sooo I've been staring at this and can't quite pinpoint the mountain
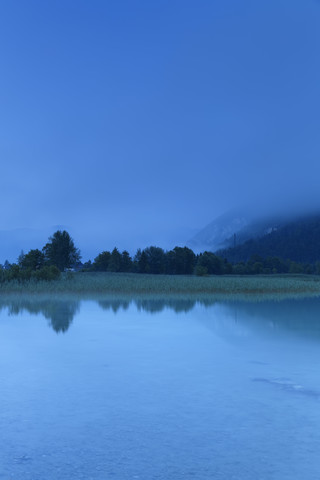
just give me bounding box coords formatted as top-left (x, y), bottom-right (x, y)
top-left (188, 209), bottom-right (284, 252)
top-left (187, 210), bottom-right (251, 252)
top-left (217, 214), bottom-right (320, 264)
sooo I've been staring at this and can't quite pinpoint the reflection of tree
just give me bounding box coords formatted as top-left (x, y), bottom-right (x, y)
top-left (98, 297), bottom-right (215, 314)
top-left (169, 299), bottom-right (197, 313)
top-left (98, 300), bottom-right (130, 313)
top-left (0, 298), bottom-right (79, 333)
top-left (43, 301), bottom-right (79, 333)
top-left (136, 299), bottom-right (197, 314)
top-left (2, 294), bottom-right (320, 341)
top-left (0, 295), bottom-right (220, 333)
top-left (136, 300), bottom-right (166, 313)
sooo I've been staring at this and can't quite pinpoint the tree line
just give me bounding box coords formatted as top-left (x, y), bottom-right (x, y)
top-left (85, 247), bottom-right (320, 275)
top-left (0, 230), bottom-right (79, 283)
top-left (1, 229), bottom-right (320, 284)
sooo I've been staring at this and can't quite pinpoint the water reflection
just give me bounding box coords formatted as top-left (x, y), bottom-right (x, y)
top-left (0, 295), bottom-right (320, 339)
top-left (0, 297), bottom-right (79, 333)
top-left (221, 299), bottom-right (320, 340)
top-left (0, 296), bottom-right (206, 333)
top-left (98, 298), bottom-right (198, 314)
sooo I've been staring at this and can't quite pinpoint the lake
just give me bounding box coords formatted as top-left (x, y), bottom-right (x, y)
top-left (1, 295), bottom-right (320, 479)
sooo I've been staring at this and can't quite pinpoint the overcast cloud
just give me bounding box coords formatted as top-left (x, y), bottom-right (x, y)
top-left (1, 0), bottom-right (320, 259)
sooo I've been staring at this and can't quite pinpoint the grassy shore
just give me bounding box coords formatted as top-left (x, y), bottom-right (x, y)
top-left (1, 272), bottom-right (320, 299)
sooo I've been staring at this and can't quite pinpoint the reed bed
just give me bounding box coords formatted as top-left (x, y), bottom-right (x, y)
top-left (1, 272), bottom-right (320, 299)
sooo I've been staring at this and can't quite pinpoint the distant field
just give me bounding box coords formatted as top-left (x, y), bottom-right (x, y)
top-left (1, 272), bottom-right (320, 299)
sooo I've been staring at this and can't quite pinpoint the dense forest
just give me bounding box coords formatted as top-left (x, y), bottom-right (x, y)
top-left (84, 248), bottom-right (320, 275)
top-left (1, 228), bottom-right (320, 284)
top-left (218, 215), bottom-right (320, 264)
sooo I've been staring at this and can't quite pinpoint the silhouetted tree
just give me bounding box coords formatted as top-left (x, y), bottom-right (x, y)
top-left (93, 251), bottom-right (111, 271)
top-left (143, 246), bottom-right (166, 274)
top-left (82, 260), bottom-right (92, 271)
top-left (166, 246), bottom-right (196, 274)
top-left (17, 250), bottom-right (25, 266)
top-left (196, 252), bottom-right (223, 274)
top-left (135, 249), bottom-right (149, 273)
top-left (3, 260), bottom-right (11, 270)
top-left (108, 247), bottom-right (122, 272)
top-left (43, 230), bottom-right (81, 271)
top-left (20, 249), bottom-right (45, 270)
top-left (120, 250), bottom-right (133, 272)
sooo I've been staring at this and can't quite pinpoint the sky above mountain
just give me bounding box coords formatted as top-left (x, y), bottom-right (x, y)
top-left (1, 0), bottom-right (320, 259)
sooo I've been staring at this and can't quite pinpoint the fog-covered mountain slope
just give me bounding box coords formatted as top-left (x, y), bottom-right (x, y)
top-left (217, 214), bottom-right (320, 263)
top-left (188, 210), bottom-right (283, 252)
top-left (187, 210), bottom-right (251, 252)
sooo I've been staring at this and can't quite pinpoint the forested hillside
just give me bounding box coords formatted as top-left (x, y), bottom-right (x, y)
top-left (218, 215), bottom-right (320, 263)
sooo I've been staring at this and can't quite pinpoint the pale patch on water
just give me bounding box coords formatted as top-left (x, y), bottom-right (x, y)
top-left (252, 377), bottom-right (320, 399)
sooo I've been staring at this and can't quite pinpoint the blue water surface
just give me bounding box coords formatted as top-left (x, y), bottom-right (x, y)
top-left (1, 296), bottom-right (320, 479)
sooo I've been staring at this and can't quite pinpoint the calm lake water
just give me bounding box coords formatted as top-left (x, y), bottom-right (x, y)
top-left (1, 295), bottom-right (320, 479)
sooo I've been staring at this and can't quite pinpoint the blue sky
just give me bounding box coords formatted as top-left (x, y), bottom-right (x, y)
top-left (1, 0), bottom-right (320, 259)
